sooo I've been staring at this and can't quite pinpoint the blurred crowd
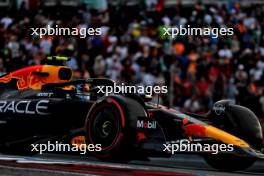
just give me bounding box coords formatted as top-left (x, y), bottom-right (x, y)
top-left (1, 0), bottom-right (264, 117)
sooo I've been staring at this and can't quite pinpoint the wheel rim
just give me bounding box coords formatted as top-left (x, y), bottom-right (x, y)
top-left (90, 105), bottom-right (120, 149)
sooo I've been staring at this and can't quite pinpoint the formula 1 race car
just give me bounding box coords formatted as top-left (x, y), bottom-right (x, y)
top-left (0, 56), bottom-right (263, 171)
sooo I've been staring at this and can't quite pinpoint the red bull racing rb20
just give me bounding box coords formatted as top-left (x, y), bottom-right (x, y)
top-left (0, 56), bottom-right (263, 171)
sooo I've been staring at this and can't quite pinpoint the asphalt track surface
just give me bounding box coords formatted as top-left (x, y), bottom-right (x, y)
top-left (0, 153), bottom-right (263, 176)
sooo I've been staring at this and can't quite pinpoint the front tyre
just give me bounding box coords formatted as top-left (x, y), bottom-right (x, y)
top-left (85, 95), bottom-right (147, 162)
top-left (204, 101), bottom-right (262, 171)
top-left (204, 154), bottom-right (256, 171)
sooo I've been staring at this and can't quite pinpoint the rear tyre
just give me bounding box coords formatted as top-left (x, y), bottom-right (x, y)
top-left (85, 95), bottom-right (147, 162)
top-left (0, 142), bottom-right (37, 156)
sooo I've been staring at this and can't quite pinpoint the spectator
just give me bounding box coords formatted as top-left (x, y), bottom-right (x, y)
top-left (0, 1), bottom-right (264, 116)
